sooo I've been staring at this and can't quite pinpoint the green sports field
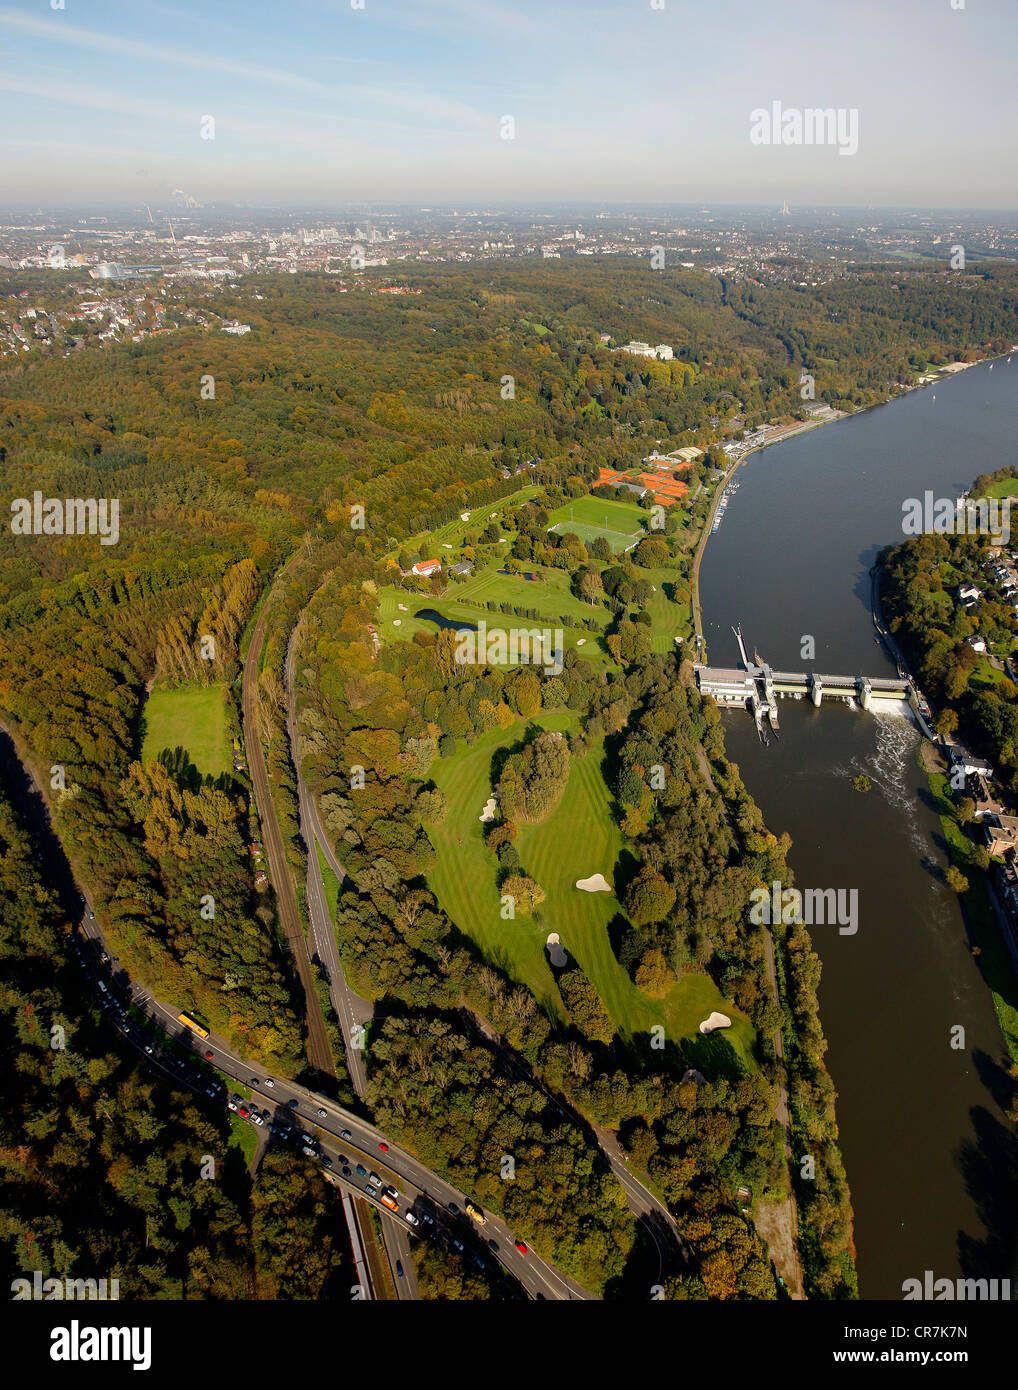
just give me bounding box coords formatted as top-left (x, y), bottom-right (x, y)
top-left (547, 494), bottom-right (648, 554)
top-left (141, 683), bottom-right (231, 777)
top-left (427, 712), bottom-right (755, 1063)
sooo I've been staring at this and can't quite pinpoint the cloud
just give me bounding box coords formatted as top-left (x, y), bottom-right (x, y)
top-left (0, 8), bottom-right (335, 95)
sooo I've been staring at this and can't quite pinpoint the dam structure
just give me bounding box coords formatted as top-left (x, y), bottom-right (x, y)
top-left (694, 626), bottom-right (932, 742)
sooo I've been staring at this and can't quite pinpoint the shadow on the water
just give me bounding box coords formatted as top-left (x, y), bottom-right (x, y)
top-left (972, 1046), bottom-right (1018, 1115)
top-left (956, 1103), bottom-right (1018, 1282)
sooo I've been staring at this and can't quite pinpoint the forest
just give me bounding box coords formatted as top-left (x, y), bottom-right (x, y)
top-left (0, 775), bottom-right (352, 1299)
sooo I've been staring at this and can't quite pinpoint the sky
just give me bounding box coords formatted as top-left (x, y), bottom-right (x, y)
top-left (1, 0), bottom-right (1016, 208)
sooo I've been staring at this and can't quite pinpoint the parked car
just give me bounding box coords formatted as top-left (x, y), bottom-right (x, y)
top-left (405, 1212), bottom-right (419, 1228)
top-left (365, 1183), bottom-right (378, 1197)
top-left (340, 1128), bottom-right (352, 1140)
top-left (355, 1164), bottom-right (367, 1176)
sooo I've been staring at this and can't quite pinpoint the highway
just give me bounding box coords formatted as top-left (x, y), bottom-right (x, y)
top-left (71, 907), bottom-right (589, 1301)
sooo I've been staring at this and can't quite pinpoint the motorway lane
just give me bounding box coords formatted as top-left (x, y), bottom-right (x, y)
top-left (381, 1210), bottom-right (420, 1299)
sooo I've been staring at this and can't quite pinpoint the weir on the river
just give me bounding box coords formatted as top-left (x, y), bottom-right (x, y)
top-left (693, 624), bottom-right (931, 742)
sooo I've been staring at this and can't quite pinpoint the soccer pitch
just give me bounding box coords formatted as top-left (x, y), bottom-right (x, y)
top-left (547, 495), bottom-right (646, 553)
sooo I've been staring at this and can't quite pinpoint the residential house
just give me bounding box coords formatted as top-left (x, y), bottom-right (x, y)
top-left (982, 814), bottom-right (1018, 857)
top-left (967, 773), bottom-right (1001, 820)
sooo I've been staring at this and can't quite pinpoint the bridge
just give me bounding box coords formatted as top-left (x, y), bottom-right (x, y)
top-left (693, 626), bottom-right (933, 741)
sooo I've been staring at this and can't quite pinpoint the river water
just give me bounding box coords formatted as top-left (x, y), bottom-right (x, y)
top-left (699, 358), bottom-right (1018, 1298)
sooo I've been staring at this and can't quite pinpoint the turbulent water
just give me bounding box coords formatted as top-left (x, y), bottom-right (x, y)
top-left (700, 359), bottom-right (1018, 1297)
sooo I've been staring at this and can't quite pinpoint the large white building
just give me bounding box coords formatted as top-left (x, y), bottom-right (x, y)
top-left (617, 340), bottom-right (674, 361)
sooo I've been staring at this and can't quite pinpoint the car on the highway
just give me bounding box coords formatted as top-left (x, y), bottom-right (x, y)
top-left (316, 1107), bottom-right (326, 1117)
top-left (515, 1241), bottom-right (528, 1254)
top-left (395, 1260), bottom-right (404, 1279)
top-left (286, 1098), bottom-right (299, 1109)
top-left (249, 1077), bottom-right (260, 1086)
top-left (447, 1201), bottom-right (459, 1213)
top-left (320, 1156), bottom-right (333, 1169)
top-left (204, 1050), bottom-right (214, 1059)
top-left (487, 1239), bottom-right (499, 1251)
top-left (340, 1128), bottom-right (352, 1140)
top-left (404, 1212), bottom-right (419, 1228)
top-left (263, 1079), bottom-right (274, 1088)
top-left (378, 1141), bottom-right (389, 1152)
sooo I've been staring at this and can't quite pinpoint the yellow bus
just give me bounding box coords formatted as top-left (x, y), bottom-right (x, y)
top-left (178, 1011), bottom-right (210, 1041)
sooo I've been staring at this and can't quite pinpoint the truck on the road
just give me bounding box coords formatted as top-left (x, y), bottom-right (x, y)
top-left (464, 1200), bottom-right (486, 1226)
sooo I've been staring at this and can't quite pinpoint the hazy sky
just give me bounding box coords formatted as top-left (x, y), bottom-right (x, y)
top-left (1, 0), bottom-right (1015, 207)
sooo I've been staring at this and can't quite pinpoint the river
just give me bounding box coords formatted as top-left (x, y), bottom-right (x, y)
top-left (699, 358), bottom-right (1018, 1298)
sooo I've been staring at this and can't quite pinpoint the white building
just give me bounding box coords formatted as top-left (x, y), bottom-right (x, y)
top-left (618, 340), bottom-right (674, 361)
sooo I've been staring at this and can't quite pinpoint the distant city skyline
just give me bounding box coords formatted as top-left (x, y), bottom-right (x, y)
top-left (1, 0), bottom-right (1016, 208)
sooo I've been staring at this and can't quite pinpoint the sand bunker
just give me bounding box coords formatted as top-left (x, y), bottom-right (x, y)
top-left (479, 796), bottom-right (497, 823)
top-left (576, 873), bottom-right (611, 893)
top-left (546, 933), bottom-right (568, 967)
top-left (398, 604), bottom-right (408, 611)
top-left (576, 638), bottom-right (586, 646)
top-left (392, 618), bottom-right (401, 627)
top-left (698, 1011), bottom-right (732, 1034)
